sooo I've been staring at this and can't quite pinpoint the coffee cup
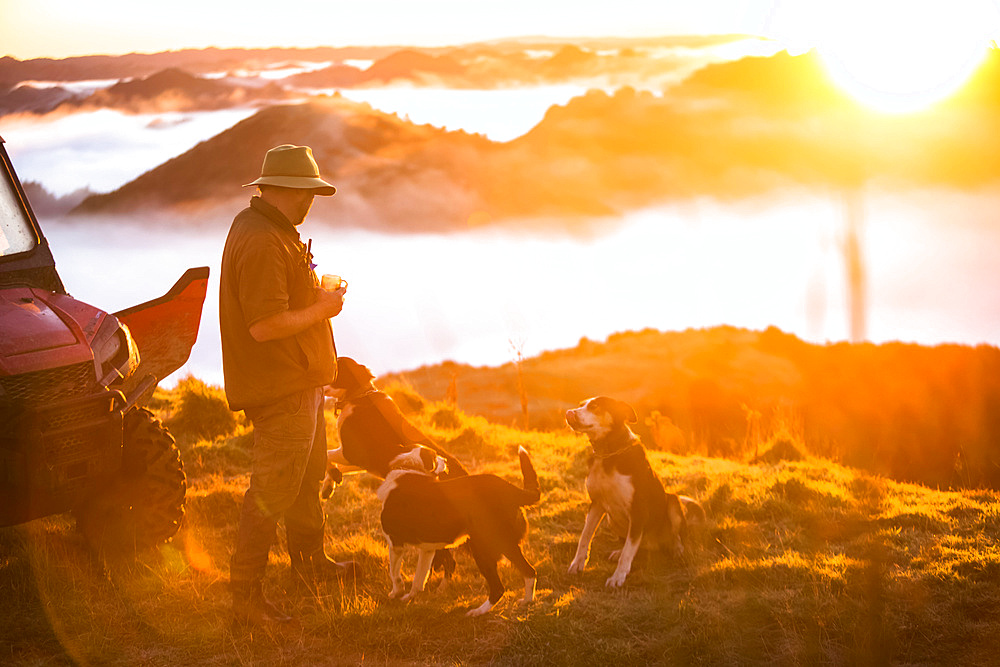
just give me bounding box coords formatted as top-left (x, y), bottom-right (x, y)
top-left (321, 274), bottom-right (346, 291)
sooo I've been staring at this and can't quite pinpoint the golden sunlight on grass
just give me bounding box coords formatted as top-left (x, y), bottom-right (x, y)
top-left (179, 531), bottom-right (214, 574)
top-left (3, 377), bottom-right (1000, 664)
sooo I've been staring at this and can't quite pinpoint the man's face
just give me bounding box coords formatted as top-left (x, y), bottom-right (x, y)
top-left (290, 189), bottom-right (317, 225)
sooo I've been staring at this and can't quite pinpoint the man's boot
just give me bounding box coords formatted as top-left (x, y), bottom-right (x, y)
top-left (288, 545), bottom-right (319, 595)
top-left (306, 548), bottom-right (363, 584)
top-left (287, 527), bottom-right (362, 590)
top-left (231, 580), bottom-right (293, 631)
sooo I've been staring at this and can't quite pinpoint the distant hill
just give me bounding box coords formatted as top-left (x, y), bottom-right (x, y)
top-left (69, 49), bottom-right (1000, 228)
top-left (382, 325), bottom-right (1000, 490)
top-left (364, 49), bottom-right (466, 82)
top-left (21, 181), bottom-right (93, 216)
top-left (289, 64), bottom-right (368, 88)
top-left (0, 35), bottom-right (751, 89)
top-left (0, 46), bottom-right (403, 84)
top-left (289, 49), bottom-right (468, 88)
top-left (59, 67), bottom-right (293, 113)
top-left (0, 82), bottom-right (75, 115)
top-left (70, 97), bottom-right (497, 231)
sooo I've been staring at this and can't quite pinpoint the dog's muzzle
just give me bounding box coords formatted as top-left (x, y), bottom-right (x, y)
top-left (433, 456), bottom-right (449, 477)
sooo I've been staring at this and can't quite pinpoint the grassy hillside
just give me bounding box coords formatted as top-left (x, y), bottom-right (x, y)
top-left (384, 326), bottom-right (1000, 490)
top-left (2, 378), bottom-right (999, 665)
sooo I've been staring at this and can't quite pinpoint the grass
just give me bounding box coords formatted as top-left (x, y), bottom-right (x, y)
top-left (2, 382), bottom-right (1000, 665)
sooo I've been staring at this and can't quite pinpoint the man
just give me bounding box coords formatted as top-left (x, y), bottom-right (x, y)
top-left (220, 144), bottom-right (358, 629)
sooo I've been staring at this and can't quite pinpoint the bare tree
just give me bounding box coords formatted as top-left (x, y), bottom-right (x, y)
top-left (509, 336), bottom-right (529, 430)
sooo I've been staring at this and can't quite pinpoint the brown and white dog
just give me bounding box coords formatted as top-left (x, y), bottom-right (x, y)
top-left (565, 396), bottom-right (704, 587)
top-left (377, 446), bottom-right (540, 616)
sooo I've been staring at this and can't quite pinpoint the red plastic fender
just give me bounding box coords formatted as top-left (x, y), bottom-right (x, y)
top-left (115, 267), bottom-right (209, 383)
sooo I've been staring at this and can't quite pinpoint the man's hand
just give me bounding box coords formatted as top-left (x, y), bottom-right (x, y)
top-left (313, 285), bottom-right (346, 318)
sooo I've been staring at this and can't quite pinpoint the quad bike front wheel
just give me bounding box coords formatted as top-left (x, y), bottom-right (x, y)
top-left (75, 407), bottom-right (186, 555)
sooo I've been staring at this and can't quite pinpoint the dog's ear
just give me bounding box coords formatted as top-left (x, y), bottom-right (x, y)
top-left (331, 357), bottom-right (353, 388)
top-left (619, 401), bottom-right (639, 424)
top-left (591, 397), bottom-right (638, 425)
top-left (333, 357), bottom-right (375, 388)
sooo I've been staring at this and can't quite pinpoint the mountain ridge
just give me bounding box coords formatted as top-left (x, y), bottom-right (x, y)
top-left (63, 49), bottom-right (1000, 230)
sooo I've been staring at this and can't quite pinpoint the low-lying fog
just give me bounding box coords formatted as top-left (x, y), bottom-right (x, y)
top-left (5, 85), bottom-right (1000, 388)
top-left (41, 187), bottom-right (1000, 388)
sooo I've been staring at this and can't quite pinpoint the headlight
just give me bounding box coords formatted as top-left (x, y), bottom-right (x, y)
top-left (92, 317), bottom-right (140, 386)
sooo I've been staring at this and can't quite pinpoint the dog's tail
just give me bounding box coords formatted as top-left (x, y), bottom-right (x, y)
top-left (679, 495), bottom-right (706, 525)
top-left (517, 446), bottom-right (540, 506)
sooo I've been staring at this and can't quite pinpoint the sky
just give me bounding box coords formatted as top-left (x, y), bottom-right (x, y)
top-left (4, 1), bottom-right (998, 112)
top-left (0, 1), bottom-right (839, 59)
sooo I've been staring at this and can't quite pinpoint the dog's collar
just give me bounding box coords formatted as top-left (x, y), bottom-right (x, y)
top-left (591, 431), bottom-right (640, 459)
top-left (334, 387), bottom-right (379, 413)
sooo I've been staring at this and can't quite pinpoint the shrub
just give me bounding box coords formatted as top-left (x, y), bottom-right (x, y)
top-left (647, 410), bottom-right (687, 453)
top-left (752, 436), bottom-right (806, 464)
top-left (431, 405), bottom-right (462, 429)
top-left (384, 383), bottom-right (426, 414)
top-left (165, 376), bottom-right (237, 443)
top-left (444, 427), bottom-right (488, 460)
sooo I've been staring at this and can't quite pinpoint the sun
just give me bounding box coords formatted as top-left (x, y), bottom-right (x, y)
top-left (783, 0), bottom-right (996, 113)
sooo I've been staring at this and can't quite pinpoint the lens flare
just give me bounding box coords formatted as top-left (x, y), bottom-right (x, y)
top-left (814, 0), bottom-right (994, 113)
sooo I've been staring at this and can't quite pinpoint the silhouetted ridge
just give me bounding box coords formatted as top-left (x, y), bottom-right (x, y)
top-left (384, 326), bottom-right (1000, 491)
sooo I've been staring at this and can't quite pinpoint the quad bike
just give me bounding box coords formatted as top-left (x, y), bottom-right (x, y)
top-left (0, 136), bottom-right (209, 553)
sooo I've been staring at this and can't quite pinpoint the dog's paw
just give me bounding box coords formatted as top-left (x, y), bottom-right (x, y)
top-left (567, 558), bottom-right (587, 574)
top-left (399, 591), bottom-right (420, 603)
top-left (466, 600), bottom-right (494, 617)
top-left (605, 571), bottom-right (628, 588)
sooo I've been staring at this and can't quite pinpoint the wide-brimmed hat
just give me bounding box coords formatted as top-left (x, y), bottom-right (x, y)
top-left (244, 144), bottom-right (337, 195)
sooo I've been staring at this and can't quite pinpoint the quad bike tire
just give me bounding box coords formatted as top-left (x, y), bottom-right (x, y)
top-left (75, 407), bottom-right (186, 555)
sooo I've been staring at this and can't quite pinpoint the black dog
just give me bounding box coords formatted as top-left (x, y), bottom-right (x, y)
top-left (378, 446), bottom-right (540, 616)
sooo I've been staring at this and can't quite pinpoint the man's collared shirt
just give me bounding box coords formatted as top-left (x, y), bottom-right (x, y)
top-left (219, 196), bottom-right (336, 411)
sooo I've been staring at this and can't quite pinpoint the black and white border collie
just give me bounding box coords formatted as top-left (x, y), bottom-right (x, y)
top-left (377, 446), bottom-right (540, 616)
top-left (565, 396), bottom-right (705, 587)
top-left (321, 356), bottom-right (468, 497)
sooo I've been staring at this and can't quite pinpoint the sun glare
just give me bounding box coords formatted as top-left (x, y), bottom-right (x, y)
top-left (810, 0), bottom-right (994, 113)
top-left (782, 0), bottom-right (998, 113)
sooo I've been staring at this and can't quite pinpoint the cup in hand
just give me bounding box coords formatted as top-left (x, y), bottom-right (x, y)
top-left (321, 274), bottom-right (346, 291)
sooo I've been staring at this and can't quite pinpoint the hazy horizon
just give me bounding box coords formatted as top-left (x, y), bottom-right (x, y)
top-left (4, 31), bottom-right (1000, 388)
top-left (37, 181), bottom-right (1000, 389)
top-left (0, 2), bottom-right (789, 60)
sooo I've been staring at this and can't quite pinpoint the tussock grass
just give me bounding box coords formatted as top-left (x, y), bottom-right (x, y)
top-left (2, 386), bottom-right (1000, 665)
top-left (156, 377), bottom-right (240, 446)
